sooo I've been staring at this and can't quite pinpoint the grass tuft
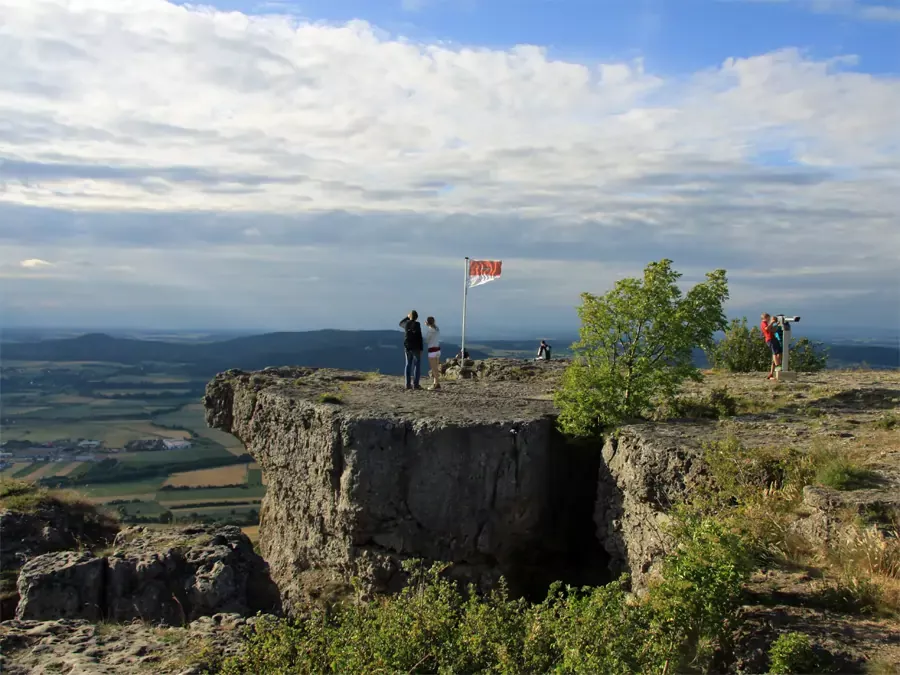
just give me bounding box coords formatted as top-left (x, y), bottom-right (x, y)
top-left (317, 393), bottom-right (344, 405)
top-left (814, 458), bottom-right (882, 491)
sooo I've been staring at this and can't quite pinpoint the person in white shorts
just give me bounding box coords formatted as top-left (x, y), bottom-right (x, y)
top-left (424, 316), bottom-right (442, 390)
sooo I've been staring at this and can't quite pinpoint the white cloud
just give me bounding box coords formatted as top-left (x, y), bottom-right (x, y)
top-left (0, 0), bottom-right (897, 330)
top-left (19, 258), bottom-right (53, 268)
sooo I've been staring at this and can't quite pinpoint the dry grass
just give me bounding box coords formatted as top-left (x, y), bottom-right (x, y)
top-left (241, 525), bottom-right (260, 542)
top-left (163, 464), bottom-right (248, 488)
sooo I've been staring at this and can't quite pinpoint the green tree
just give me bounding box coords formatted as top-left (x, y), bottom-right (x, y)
top-left (788, 337), bottom-right (828, 372)
top-left (555, 259), bottom-right (729, 435)
top-left (706, 317), bottom-right (770, 372)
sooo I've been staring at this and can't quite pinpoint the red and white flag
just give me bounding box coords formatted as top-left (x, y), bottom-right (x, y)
top-left (468, 259), bottom-right (502, 288)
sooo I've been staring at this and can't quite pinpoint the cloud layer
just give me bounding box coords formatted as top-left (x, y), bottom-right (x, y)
top-left (0, 0), bottom-right (898, 332)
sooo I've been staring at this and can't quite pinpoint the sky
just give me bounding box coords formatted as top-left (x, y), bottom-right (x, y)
top-left (0, 0), bottom-right (898, 337)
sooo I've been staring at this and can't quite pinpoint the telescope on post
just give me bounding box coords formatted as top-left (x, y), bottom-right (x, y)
top-left (773, 315), bottom-right (801, 380)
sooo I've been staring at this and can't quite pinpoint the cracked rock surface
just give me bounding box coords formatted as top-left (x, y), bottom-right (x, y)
top-left (15, 525), bottom-right (279, 624)
top-left (204, 364), bottom-right (606, 610)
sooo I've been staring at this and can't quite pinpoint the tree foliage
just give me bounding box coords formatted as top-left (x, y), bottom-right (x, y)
top-left (788, 337), bottom-right (829, 373)
top-left (706, 318), bottom-right (770, 372)
top-left (706, 318), bottom-right (829, 373)
top-left (555, 260), bottom-right (729, 435)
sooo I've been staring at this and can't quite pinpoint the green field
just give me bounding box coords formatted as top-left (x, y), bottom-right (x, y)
top-left (76, 478), bottom-right (168, 498)
top-left (105, 500), bottom-right (169, 517)
top-left (153, 404), bottom-right (245, 454)
top-left (117, 444), bottom-right (236, 466)
top-left (156, 485), bottom-right (266, 503)
top-left (2, 359), bottom-right (262, 526)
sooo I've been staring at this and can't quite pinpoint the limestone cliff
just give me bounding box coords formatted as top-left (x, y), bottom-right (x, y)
top-left (204, 362), bottom-right (703, 609)
top-left (205, 366), bottom-right (608, 609)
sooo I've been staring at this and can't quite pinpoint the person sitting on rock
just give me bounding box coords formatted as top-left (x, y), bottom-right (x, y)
top-left (424, 316), bottom-right (442, 391)
top-left (535, 340), bottom-right (551, 361)
top-left (399, 310), bottom-right (424, 390)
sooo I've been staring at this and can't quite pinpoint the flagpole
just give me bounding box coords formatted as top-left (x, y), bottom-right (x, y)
top-left (461, 257), bottom-right (469, 360)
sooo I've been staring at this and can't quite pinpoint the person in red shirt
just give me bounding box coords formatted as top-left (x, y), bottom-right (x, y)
top-left (760, 313), bottom-right (782, 379)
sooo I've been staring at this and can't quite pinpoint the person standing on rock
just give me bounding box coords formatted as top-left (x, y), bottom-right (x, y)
top-left (399, 310), bottom-right (424, 390)
top-left (424, 316), bottom-right (442, 391)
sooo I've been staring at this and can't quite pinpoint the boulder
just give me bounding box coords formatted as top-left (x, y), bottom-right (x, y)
top-left (16, 552), bottom-right (104, 621)
top-left (14, 526), bottom-right (279, 624)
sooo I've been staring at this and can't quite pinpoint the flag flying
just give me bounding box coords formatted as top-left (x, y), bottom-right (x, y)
top-left (468, 259), bottom-right (502, 288)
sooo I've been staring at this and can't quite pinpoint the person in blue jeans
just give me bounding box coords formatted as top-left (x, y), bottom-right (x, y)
top-left (399, 310), bottom-right (424, 390)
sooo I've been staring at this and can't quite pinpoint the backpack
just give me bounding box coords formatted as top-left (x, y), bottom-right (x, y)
top-left (404, 320), bottom-right (423, 351)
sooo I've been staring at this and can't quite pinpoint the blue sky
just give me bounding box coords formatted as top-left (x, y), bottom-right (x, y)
top-left (0, 0), bottom-right (898, 335)
top-left (231, 0), bottom-right (900, 75)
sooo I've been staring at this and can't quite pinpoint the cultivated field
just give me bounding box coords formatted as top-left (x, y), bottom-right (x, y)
top-left (154, 403), bottom-right (246, 454)
top-left (164, 464), bottom-right (249, 487)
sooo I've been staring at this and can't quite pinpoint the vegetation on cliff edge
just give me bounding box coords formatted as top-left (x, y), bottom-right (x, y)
top-left (555, 259), bottom-right (729, 435)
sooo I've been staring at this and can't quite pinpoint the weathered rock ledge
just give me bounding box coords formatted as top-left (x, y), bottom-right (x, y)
top-left (204, 363), bottom-right (705, 609)
top-left (14, 525), bottom-right (279, 624)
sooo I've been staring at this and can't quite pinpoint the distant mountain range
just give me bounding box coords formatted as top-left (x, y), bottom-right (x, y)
top-left (2, 330), bottom-right (897, 374)
top-left (1, 330), bottom-right (489, 377)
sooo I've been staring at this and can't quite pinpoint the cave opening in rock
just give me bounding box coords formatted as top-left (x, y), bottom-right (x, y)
top-left (503, 431), bottom-right (613, 602)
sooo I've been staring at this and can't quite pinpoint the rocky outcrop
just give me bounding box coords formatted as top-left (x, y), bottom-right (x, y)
top-left (205, 366), bottom-right (609, 610)
top-left (204, 365), bottom-right (709, 611)
top-left (595, 425), bottom-right (706, 588)
top-left (0, 612), bottom-right (267, 675)
top-left (0, 487), bottom-right (118, 620)
top-left (15, 525), bottom-right (279, 624)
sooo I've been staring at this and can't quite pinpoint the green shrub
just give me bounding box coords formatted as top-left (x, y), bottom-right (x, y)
top-left (815, 457), bottom-right (880, 491)
top-left (707, 317), bottom-right (770, 373)
top-left (219, 516), bottom-right (752, 675)
top-left (317, 393), bottom-right (343, 404)
top-left (788, 337), bottom-right (829, 373)
top-left (664, 386), bottom-right (739, 420)
top-left (555, 259), bottom-right (729, 434)
top-left (872, 413), bottom-right (898, 431)
top-left (768, 632), bottom-right (817, 674)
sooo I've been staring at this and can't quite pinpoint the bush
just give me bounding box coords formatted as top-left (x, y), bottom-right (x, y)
top-left (815, 457), bottom-right (880, 491)
top-left (768, 632), bottom-right (817, 674)
top-left (317, 393), bottom-right (343, 404)
top-left (707, 317), bottom-right (770, 373)
top-left (788, 337), bottom-right (829, 373)
top-left (662, 386), bottom-right (739, 420)
top-left (556, 259), bottom-right (729, 435)
top-left (872, 413), bottom-right (898, 431)
top-left (219, 516), bottom-right (753, 675)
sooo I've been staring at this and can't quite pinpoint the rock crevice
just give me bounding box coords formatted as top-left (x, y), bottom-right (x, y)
top-left (204, 365), bottom-right (703, 609)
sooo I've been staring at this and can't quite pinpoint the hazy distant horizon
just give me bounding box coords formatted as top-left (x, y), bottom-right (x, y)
top-left (3, 322), bottom-right (898, 346)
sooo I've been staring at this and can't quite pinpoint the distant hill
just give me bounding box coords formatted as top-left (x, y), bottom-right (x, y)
top-left (2, 330), bottom-right (896, 373)
top-left (1, 330), bottom-right (488, 376)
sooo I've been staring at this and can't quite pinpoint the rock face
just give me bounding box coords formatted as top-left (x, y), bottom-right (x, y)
top-left (205, 366), bottom-right (610, 610)
top-left (595, 425), bottom-right (706, 588)
top-left (16, 552), bottom-right (105, 621)
top-left (15, 525), bottom-right (279, 624)
top-left (0, 491), bottom-right (118, 620)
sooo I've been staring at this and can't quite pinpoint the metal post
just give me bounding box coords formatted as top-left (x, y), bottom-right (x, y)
top-left (782, 321), bottom-right (791, 372)
top-left (461, 257), bottom-right (469, 360)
